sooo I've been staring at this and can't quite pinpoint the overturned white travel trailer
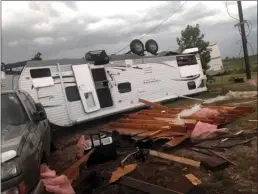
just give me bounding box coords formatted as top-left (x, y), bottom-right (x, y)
top-left (2, 40), bottom-right (207, 127)
top-left (206, 43), bottom-right (224, 76)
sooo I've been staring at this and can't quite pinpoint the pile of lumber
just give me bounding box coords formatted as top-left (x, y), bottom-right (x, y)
top-left (102, 99), bottom-right (255, 147)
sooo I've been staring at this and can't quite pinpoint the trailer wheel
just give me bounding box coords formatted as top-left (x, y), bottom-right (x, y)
top-left (130, 39), bottom-right (145, 56)
top-left (145, 39), bottom-right (159, 55)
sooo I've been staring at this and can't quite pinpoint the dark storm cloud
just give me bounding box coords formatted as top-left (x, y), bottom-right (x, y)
top-left (2, 1), bottom-right (257, 63)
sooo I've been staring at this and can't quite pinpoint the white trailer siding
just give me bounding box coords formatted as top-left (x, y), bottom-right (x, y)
top-left (206, 43), bottom-right (224, 76)
top-left (18, 56), bottom-right (207, 127)
top-left (19, 65), bottom-right (71, 126)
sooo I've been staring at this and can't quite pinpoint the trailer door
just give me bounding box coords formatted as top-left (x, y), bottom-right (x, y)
top-left (72, 64), bottom-right (100, 113)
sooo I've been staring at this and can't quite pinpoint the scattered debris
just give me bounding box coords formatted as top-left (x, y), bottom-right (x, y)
top-left (116, 174), bottom-right (204, 194)
top-left (248, 120), bottom-right (258, 122)
top-left (185, 174), bottom-right (202, 186)
top-left (76, 135), bottom-right (91, 159)
top-left (178, 104), bottom-right (201, 117)
top-left (246, 79), bottom-right (257, 86)
top-left (190, 121), bottom-right (228, 142)
top-left (120, 148), bottom-right (149, 166)
top-left (149, 150), bottom-right (201, 168)
top-left (227, 99), bottom-right (257, 106)
top-left (63, 149), bottom-right (95, 183)
top-left (60, 97), bottom-right (256, 193)
top-left (164, 135), bottom-right (189, 147)
top-left (213, 130), bottom-right (244, 146)
top-left (214, 137), bottom-right (257, 148)
top-left (188, 148), bottom-right (213, 156)
top-left (200, 156), bottom-right (229, 171)
top-left (208, 149), bottom-right (236, 166)
top-left (109, 164), bottom-right (137, 184)
top-left (192, 108), bottom-right (220, 118)
top-left (203, 91), bottom-right (257, 104)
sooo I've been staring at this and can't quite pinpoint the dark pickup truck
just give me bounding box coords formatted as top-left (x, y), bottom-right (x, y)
top-left (1, 90), bottom-right (52, 194)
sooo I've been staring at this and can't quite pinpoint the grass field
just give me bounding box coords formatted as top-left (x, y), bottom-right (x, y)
top-left (223, 54), bottom-right (257, 72)
top-left (207, 54), bottom-right (257, 94)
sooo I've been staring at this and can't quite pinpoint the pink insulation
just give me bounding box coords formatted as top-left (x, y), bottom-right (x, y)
top-left (190, 121), bottom-right (228, 142)
top-left (192, 108), bottom-right (220, 118)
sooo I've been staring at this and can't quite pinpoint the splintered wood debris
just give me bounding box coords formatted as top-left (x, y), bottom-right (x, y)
top-left (102, 98), bottom-right (255, 147)
top-left (109, 164), bottom-right (137, 184)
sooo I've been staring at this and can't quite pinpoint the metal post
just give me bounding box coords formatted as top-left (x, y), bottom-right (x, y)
top-left (237, 1), bottom-right (251, 79)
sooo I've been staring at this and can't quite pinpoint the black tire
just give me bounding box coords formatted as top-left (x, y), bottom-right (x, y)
top-left (49, 122), bottom-right (57, 152)
top-left (130, 39), bottom-right (145, 56)
top-left (41, 151), bottom-right (49, 165)
top-left (145, 39), bottom-right (159, 55)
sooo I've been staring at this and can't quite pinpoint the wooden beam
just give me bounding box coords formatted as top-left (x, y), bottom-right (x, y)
top-left (109, 122), bottom-right (170, 131)
top-left (119, 119), bottom-right (170, 125)
top-left (153, 131), bottom-right (186, 138)
top-left (139, 98), bottom-right (169, 110)
top-left (149, 150), bottom-right (200, 168)
top-left (154, 117), bottom-right (197, 125)
top-left (106, 128), bottom-right (148, 136)
top-left (164, 135), bottom-right (189, 147)
top-left (141, 109), bottom-right (181, 115)
top-left (127, 114), bottom-right (156, 120)
top-left (141, 112), bottom-right (177, 118)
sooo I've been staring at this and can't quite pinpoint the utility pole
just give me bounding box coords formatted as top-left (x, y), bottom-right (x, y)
top-left (237, 1), bottom-right (251, 79)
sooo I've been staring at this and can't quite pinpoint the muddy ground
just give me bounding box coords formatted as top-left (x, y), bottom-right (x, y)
top-left (49, 94), bottom-right (257, 194)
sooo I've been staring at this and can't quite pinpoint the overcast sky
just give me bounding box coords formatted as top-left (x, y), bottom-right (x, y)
top-left (2, 1), bottom-right (257, 63)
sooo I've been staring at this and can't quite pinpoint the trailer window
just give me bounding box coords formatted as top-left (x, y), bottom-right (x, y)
top-left (118, 82), bottom-right (131, 93)
top-left (176, 55), bottom-right (197, 67)
top-left (30, 68), bottom-right (51, 78)
top-left (65, 86), bottom-right (81, 102)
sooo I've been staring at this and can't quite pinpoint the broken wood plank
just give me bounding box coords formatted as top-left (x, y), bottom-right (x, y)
top-left (139, 98), bottom-right (169, 110)
top-left (109, 122), bottom-right (170, 131)
top-left (154, 117), bottom-right (197, 124)
top-left (127, 114), bottom-right (156, 120)
top-left (135, 130), bottom-right (164, 141)
top-left (164, 135), bottom-right (189, 147)
top-left (63, 149), bottom-right (94, 183)
top-left (200, 156), bottom-right (229, 171)
top-left (109, 164), bottom-right (137, 184)
top-left (141, 109), bottom-right (181, 115)
top-left (119, 119), bottom-right (170, 125)
top-left (208, 149), bottom-right (236, 166)
top-left (188, 148), bottom-right (213, 156)
top-left (149, 150), bottom-right (201, 168)
top-left (141, 112), bottom-right (177, 118)
top-left (185, 174), bottom-right (202, 186)
top-left (153, 131), bottom-right (186, 138)
top-left (105, 128), bottom-right (147, 136)
top-left (116, 175), bottom-right (187, 194)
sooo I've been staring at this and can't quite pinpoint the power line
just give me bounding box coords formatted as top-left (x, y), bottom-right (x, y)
top-left (247, 41), bottom-right (255, 56)
top-left (114, 1), bottom-right (188, 55)
top-left (225, 1), bottom-right (239, 21)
